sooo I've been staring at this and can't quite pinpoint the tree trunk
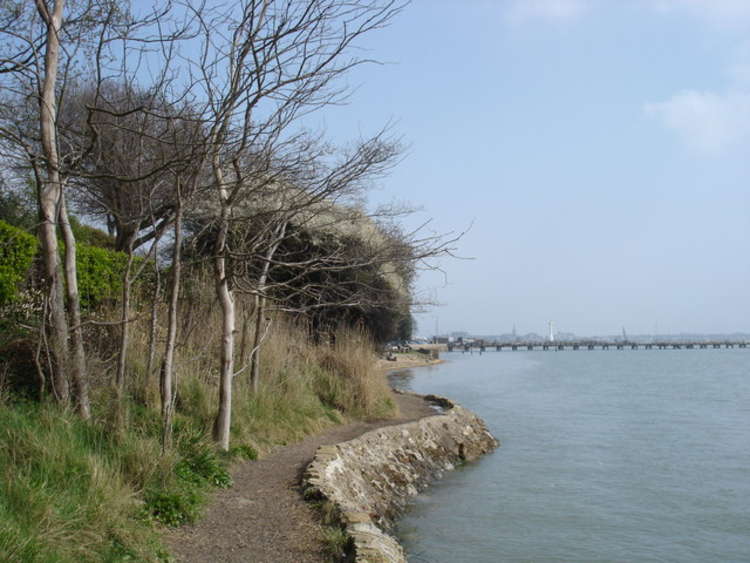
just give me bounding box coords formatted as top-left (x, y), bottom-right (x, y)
top-left (59, 194), bottom-right (90, 418)
top-left (38, 201), bottom-right (69, 403)
top-left (36, 0), bottom-right (69, 404)
top-left (146, 250), bottom-right (161, 402)
top-left (114, 235), bottom-right (136, 429)
top-left (212, 214), bottom-right (234, 451)
top-left (161, 192), bottom-right (182, 451)
top-left (249, 293), bottom-right (265, 393)
top-left (249, 223), bottom-right (285, 393)
top-left (212, 160), bottom-right (234, 450)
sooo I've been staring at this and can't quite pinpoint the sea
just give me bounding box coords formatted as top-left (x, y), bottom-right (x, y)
top-left (388, 349), bottom-right (750, 563)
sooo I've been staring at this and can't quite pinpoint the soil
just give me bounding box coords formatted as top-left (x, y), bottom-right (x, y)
top-left (163, 390), bottom-right (437, 562)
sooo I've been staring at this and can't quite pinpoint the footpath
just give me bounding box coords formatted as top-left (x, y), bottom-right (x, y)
top-left (164, 392), bottom-right (436, 563)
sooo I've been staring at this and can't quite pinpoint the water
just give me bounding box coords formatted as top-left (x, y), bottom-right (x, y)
top-left (389, 350), bottom-right (750, 562)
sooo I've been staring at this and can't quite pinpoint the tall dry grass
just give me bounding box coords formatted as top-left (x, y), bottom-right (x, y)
top-left (0, 271), bottom-right (398, 560)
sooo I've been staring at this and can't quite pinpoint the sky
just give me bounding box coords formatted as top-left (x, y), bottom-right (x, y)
top-left (307, 0), bottom-right (750, 337)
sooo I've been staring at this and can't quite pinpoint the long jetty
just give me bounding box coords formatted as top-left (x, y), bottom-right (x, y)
top-left (447, 340), bottom-right (749, 352)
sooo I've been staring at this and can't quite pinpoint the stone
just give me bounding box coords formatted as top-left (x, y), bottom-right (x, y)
top-left (303, 393), bottom-right (499, 562)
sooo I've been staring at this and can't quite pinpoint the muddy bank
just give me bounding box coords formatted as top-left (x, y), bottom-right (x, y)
top-left (303, 392), bottom-right (499, 562)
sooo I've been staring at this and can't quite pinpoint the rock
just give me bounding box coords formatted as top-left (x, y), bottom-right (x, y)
top-left (303, 394), bottom-right (499, 562)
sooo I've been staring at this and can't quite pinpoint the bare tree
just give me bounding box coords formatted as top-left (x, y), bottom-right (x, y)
top-left (0, 0), bottom-right (193, 418)
top-left (0, 0), bottom-right (96, 411)
top-left (183, 0), bottom-right (404, 450)
top-left (36, 0), bottom-right (73, 406)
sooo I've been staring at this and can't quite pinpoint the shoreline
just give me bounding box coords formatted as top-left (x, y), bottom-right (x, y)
top-left (165, 353), bottom-right (483, 563)
top-left (304, 355), bottom-right (499, 563)
top-left (164, 385), bottom-right (442, 562)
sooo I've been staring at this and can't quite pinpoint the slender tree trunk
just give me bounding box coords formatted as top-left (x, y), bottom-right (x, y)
top-left (161, 191), bottom-right (182, 451)
top-left (36, 0), bottom-right (69, 404)
top-left (249, 293), bottom-right (264, 393)
top-left (249, 223), bottom-right (285, 392)
top-left (146, 249), bottom-right (161, 401)
top-left (59, 194), bottom-right (90, 418)
top-left (213, 214), bottom-right (234, 451)
top-left (212, 161), bottom-right (234, 451)
top-left (38, 219), bottom-right (69, 403)
top-left (115, 235), bottom-right (136, 429)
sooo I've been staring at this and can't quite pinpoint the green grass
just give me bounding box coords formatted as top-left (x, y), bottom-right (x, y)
top-left (321, 526), bottom-right (351, 560)
top-left (0, 402), bottom-right (163, 562)
top-left (0, 398), bottom-right (240, 562)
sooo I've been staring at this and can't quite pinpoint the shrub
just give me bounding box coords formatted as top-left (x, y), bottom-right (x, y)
top-left (0, 219), bottom-right (132, 309)
top-left (174, 442), bottom-right (232, 488)
top-left (75, 243), bottom-right (130, 308)
top-left (0, 220), bottom-right (37, 305)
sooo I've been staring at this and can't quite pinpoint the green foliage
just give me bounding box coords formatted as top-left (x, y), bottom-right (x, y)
top-left (0, 218), bottom-right (130, 309)
top-left (174, 442), bottom-right (232, 488)
top-left (143, 440), bottom-right (232, 527)
top-left (0, 397), bottom-right (238, 557)
top-left (0, 402), bottom-right (164, 562)
top-left (74, 242), bottom-right (129, 308)
top-left (70, 216), bottom-right (115, 249)
top-left (321, 526), bottom-right (351, 560)
top-left (142, 442), bottom-right (231, 527)
top-left (0, 220), bottom-right (38, 305)
top-left (143, 488), bottom-right (203, 528)
top-left (397, 312), bottom-right (415, 341)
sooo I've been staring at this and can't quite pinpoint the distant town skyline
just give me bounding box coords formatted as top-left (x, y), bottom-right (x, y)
top-left (427, 326), bottom-right (750, 341)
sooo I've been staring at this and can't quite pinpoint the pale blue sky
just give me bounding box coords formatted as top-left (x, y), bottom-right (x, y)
top-left (311, 0), bottom-right (750, 337)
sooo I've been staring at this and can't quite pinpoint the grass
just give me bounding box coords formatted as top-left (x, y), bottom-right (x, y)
top-left (0, 292), bottom-right (398, 560)
top-left (321, 526), bottom-right (351, 560)
top-left (0, 402), bottom-right (165, 562)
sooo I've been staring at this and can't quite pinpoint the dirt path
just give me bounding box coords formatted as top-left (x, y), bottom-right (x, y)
top-left (164, 392), bottom-right (436, 563)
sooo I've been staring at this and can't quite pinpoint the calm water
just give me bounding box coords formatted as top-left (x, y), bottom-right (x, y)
top-left (389, 349), bottom-right (750, 563)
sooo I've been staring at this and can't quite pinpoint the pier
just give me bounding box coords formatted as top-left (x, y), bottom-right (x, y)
top-left (446, 340), bottom-right (750, 352)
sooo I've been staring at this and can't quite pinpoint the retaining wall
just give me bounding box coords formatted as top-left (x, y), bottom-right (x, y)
top-left (303, 393), bottom-right (499, 562)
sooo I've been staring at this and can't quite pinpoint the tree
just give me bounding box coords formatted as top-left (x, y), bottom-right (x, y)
top-left (185, 0), bottom-right (404, 450)
top-left (0, 0), bottom-right (191, 418)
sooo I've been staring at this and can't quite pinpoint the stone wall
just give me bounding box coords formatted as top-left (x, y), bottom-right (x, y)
top-left (303, 393), bottom-right (499, 562)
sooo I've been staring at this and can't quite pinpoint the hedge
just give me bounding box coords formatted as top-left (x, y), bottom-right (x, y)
top-left (75, 242), bottom-right (129, 308)
top-left (0, 219), bottom-right (129, 308)
top-left (0, 220), bottom-right (38, 305)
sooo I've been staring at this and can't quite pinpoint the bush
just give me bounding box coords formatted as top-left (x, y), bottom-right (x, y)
top-left (0, 220), bottom-right (37, 305)
top-left (75, 243), bottom-right (130, 309)
top-left (0, 219), bottom-right (132, 309)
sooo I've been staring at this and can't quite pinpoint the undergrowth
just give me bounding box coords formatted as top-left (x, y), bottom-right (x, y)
top-left (0, 297), bottom-right (397, 561)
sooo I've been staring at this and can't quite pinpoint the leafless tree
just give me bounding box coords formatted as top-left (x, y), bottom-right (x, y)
top-left (0, 0), bottom-right (192, 418)
top-left (183, 0), bottom-right (404, 450)
top-left (0, 0), bottom-right (108, 414)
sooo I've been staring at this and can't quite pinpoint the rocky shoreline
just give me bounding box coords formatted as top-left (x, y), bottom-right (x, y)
top-left (303, 391), bottom-right (499, 562)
